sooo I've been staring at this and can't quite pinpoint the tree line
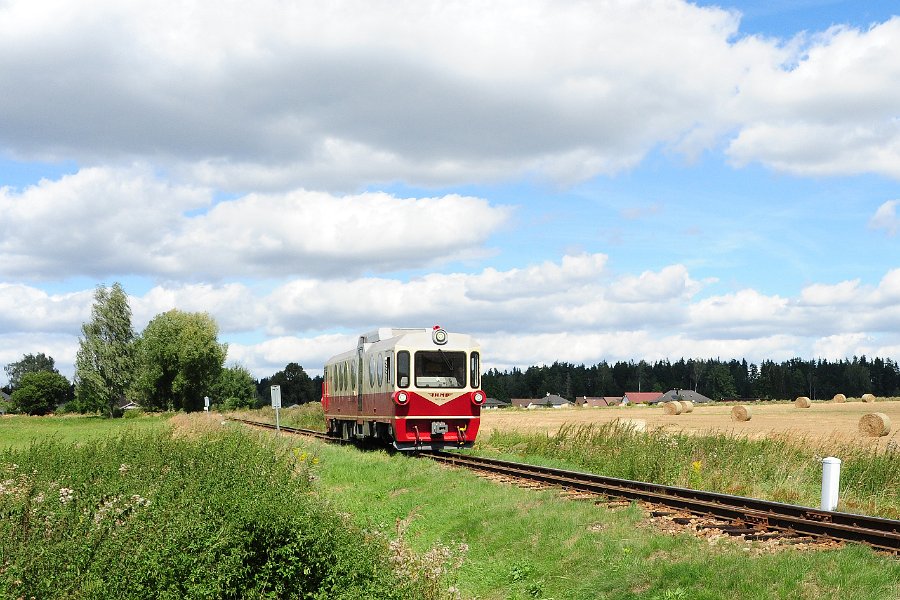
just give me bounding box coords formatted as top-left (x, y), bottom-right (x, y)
top-left (1, 283), bottom-right (321, 416)
top-left (482, 356), bottom-right (900, 402)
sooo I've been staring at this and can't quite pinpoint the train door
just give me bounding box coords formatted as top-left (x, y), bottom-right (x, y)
top-left (357, 337), bottom-right (365, 412)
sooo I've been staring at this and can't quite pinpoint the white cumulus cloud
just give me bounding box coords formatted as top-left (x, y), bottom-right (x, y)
top-left (0, 167), bottom-right (510, 280)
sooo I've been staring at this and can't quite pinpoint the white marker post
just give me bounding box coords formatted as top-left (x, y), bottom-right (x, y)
top-left (270, 385), bottom-right (282, 435)
top-left (821, 456), bottom-right (841, 511)
top-left (203, 396), bottom-right (210, 412)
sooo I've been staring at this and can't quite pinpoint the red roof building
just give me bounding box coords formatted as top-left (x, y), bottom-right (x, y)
top-left (621, 392), bottom-right (662, 404)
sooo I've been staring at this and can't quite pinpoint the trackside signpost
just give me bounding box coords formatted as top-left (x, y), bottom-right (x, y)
top-left (271, 385), bottom-right (282, 435)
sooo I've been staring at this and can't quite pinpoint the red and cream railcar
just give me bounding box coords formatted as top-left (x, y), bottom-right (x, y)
top-left (321, 326), bottom-right (484, 450)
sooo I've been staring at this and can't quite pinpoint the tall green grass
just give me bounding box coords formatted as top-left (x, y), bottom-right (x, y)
top-left (480, 422), bottom-right (900, 518)
top-left (0, 428), bottom-right (439, 599)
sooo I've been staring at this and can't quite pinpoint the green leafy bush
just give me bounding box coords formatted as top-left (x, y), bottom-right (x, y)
top-left (0, 429), bottom-right (421, 599)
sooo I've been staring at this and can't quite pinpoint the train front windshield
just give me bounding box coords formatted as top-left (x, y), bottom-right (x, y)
top-left (414, 350), bottom-right (466, 388)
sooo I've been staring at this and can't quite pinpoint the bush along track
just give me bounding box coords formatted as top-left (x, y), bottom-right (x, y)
top-left (0, 428), bottom-right (439, 599)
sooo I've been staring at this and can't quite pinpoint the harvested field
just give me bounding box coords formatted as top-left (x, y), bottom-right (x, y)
top-left (480, 400), bottom-right (900, 450)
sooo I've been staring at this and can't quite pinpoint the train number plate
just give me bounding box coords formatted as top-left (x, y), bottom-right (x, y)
top-left (431, 421), bottom-right (449, 435)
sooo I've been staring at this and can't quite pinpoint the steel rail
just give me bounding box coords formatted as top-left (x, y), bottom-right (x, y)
top-left (427, 451), bottom-right (900, 553)
top-left (229, 417), bottom-right (899, 553)
top-left (227, 417), bottom-right (340, 443)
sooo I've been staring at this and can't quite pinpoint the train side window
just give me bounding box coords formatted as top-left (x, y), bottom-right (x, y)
top-left (351, 360), bottom-right (357, 392)
top-left (397, 351), bottom-right (410, 388)
top-left (385, 354), bottom-right (392, 385)
top-left (369, 355), bottom-right (376, 387)
top-left (470, 352), bottom-right (480, 388)
top-left (377, 352), bottom-right (384, 387)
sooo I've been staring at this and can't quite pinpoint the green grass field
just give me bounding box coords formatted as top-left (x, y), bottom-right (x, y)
top-left (0, 413), bottom-right (173, 450)
top-left (298, 434), bottom-right (899, 600)
top-left (5, 412), bottom-right (896, 599)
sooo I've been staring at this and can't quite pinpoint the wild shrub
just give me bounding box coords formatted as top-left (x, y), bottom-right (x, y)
top-left (0, 429), bottom-right (429, 599)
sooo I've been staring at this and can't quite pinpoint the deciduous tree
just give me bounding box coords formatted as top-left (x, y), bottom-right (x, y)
top-left (133, 309), bottom-right (227, 411)
top-left (213, 364), bottom-right (258, 410)
top-left (257, 362), bottom-right (316, 406)
top-left (11, 371), bottom-right (70, 415)
top-left (4, 352), bottom-right (58, 390)
top-left (74, 283), bottom-right (135, 416)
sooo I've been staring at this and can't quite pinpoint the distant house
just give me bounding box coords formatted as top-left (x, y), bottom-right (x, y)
top-left (652, 389), bottom-right (713, 405)
top-left (116, 398), bottom-right (141, 411)
top-left (576, 396), bottom-right (622, 408)
top-left (482, 397), bottom-right (510, 409)
top-left (510, 395), bottom-right (573, 409)
top-left (621, 392), bottom-right (663, 405)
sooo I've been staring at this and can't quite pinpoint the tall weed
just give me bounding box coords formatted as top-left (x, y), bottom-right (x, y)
top-left (482, 422), bottom-right (900, 517)
top-left (0, 428), bottom-right (434, 599)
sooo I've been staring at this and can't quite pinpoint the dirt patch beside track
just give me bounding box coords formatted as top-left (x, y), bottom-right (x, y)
top-left (480, 400), bottom-right (900, 449)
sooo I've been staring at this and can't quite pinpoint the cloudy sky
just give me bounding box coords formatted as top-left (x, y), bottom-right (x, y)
top-left (2, 0), bottom-right (899, 384)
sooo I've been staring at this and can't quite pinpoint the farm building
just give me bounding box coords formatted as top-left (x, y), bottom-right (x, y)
top-left (575, 396), bottom-right (622, 407)
top-left (511, 394), bottom-right (574, 409)
top-left (652, 389), bottom-right (712, 404)
top-left (621, 392), bottom-right (662, 405)
top-left (482, 397), bottom-right (510, 409)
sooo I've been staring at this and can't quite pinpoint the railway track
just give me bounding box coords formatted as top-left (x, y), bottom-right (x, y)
top-left (230, 417), bottom-right (900, 553)
top-left (228, 417), bottom-right (338, 442)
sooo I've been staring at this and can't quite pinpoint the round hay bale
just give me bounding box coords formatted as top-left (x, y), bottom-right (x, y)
top-left (858, 413), bottom-right (892, 437)
top-left (731, 405), bottom-right (751, 422)
top-left (794, 396), bottom-right (811, 408)
top-left (861, 393), bottom-right (876, 403)
top-left (662, 401), bottom-right (683, 415)
top-left (832, 393), bottom-right (846, 403)
top-left (680, 400), bottom-right (694, 413)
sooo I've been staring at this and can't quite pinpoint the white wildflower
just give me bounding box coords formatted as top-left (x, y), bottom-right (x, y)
top-left (59, 488), bottom-right (75, 504)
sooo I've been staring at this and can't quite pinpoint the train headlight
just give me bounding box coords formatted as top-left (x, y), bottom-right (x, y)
top-left (472, 391), bottom-right (485, 405)
top-left (432, 325), bottom-right (448, 345)
top-left (393, 391), bottom-right (409, 405)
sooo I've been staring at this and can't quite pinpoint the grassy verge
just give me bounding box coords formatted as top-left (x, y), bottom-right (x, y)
top-left (294, 436), bottom-right (899, 600)
top-left (0, 425), bottom-right (439, 599)
top-left (477, 422), bottom-right (900, 519)
top-left (0, 413), bottom-right (172, 450)
top-left (232, 404), bottom-right (900, 518)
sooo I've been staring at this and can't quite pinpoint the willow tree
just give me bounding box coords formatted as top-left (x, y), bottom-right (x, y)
top-left (74, 283), bottom-right (135, 416)
top-left (133, 309), bottom-right (227, 412)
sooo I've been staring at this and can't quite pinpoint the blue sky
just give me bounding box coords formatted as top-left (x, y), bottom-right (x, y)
top-left (1, 0), bottom-right (899, 384)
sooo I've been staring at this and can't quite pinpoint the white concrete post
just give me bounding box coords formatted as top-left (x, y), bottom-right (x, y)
top-left (820, 456), bottom-right (841, 511)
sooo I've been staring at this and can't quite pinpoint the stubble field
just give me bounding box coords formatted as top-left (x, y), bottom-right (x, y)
top-left (481, 399), bottom-right (900, 449)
